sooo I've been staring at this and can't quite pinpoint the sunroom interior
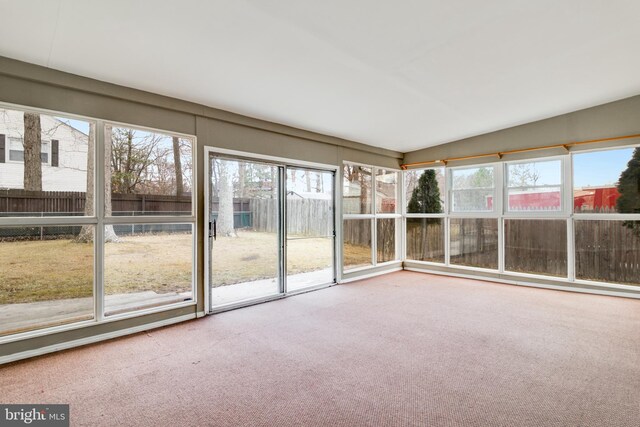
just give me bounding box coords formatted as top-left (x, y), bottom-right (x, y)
top-left (1, 1), bottom-right (640, 425)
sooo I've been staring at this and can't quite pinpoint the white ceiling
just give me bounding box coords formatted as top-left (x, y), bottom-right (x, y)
top-left (1, 1), bottom-right (640, 152)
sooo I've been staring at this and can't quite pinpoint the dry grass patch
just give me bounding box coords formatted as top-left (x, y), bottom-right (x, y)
top-left (343, 243), bottom-right (372, 269)
top-left (211, 231), bottom-right (332, 286)
top-left (1, 231), bottom-right (337, 303)
top-left (0, 239), bottom-right (93, 304)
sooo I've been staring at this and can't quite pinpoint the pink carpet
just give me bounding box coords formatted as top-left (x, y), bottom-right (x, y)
top-left (1, 271), bottom-right (639, 426)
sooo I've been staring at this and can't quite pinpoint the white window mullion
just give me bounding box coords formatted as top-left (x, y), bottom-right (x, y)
top-left (371, 167), bottom-right (377, 266)
top-left (95, 120), bottom-right (105, 322)
top-left (496, 162), bottom-right (505, 273)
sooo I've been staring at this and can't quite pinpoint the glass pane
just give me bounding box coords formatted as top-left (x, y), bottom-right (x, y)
top-left (107, 125), bottom-right (193, 216)
top-left (104, 223), bottom-right (193, 316)
top-left (507, 160), bottom-right (562, 212)
top-left (573, 147), bottom-right (639, 214)
top-left (376, 218), bottom-right (396, 263)
top-left (505, 219), bottom-right (567, 277)
top-left (287, 238), bottom-right (333, 291)
top-left (210, 157), bottom-right (280, 306)
top-left (343, 219), bottom-right (372, 270)
top-left (343, 165), bottom-right (372, 214)
top-left (0, 225), bottom-right (94, 336)
top-left (406, 218), bottom-right (445, 263)
top-left (450, 218), bottom-right (498, 269)
top-left (0, 107), bottom-right (94, 216)
top-left (286, 168), bottom-right (333, 237)
top-left (376, 169), bottom-right (397, 213)
top-left (286, 168), bottom-right (334, 292)
top-left (405, 168), bottom-right (444, 214)
top-left (451, 167), bottom-right (495, 212)
top-left (575, 220), bottom-right (640, 286)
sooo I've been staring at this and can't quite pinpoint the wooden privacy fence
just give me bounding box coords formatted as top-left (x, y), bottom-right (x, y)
top-left (343, 218), bottom-right (371, 247)
top-left (0, 189), bottom-right (85, 214)
top-left (406, 219), bottom-right (444, 262)
top-left (575, 220), bottom-right (640, 285)
top-left (250, 198), bottom-right (333, 236)
top-left (0, 189), bottom-right (192, 215)
top-left (407, 218), bottom-right (640, 285)
top-left (504, 219), bottom-right (567, 275)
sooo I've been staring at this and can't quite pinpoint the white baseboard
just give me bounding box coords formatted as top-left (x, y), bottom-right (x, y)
top-left (404, 267), bottom-right (640, 300)
top-left (0, 313), bottom-right (197, 365)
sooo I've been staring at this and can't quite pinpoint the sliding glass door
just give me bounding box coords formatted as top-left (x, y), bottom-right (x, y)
top-left (208, 154), bottom-right (335, 309)
top-left (286, 168), bottom-right (335, 292)
top-left (209, 156), bottom-right (282, 306)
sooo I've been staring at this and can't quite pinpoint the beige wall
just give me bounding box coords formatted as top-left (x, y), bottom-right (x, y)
top-left (0, 56), bottom-right (402, 361)
top-left (404, 95), bottom-right (640, 167)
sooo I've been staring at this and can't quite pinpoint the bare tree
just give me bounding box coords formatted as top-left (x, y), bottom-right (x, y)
top-left (23, 112), bottom-right (42, 191)
top-left (237, 161), bottom-right (246, 198)
top-left (77, 123), bottom-right (118, 242)
top-left (216, 159), bottom-right (236, 237)
top-left (111, 128), bottom-right (164, 194)
top-left (509, 163), bottom-right (541, 187)
top-left (104, 125), bottom-right (119, 242)
top-left (172, 136), bottom-right (183, 197)
top-left (305, 170), bottom-right (311, 192)
top-left (77, 123), bottom-right (96, 242)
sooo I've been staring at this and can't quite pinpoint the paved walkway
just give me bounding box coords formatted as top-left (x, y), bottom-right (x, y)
top-left (0, 269), bottom-right (333, 336)
top-left (211, 268), bottom-right (333, 306)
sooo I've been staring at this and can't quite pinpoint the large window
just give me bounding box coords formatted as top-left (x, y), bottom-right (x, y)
top-left (103, 125), bottom-right (194, 316)
top-left (404, 146), bottom-right (640, 290)
top-left (343, 165), bottom-right (371, 215)
top-left (504, 219), bottom-right (567, 277)
top-left (573, 147), bottom-right (640, 287)
top-left (573, 148), bottom-right (638, 214)
top-left (0, 225), bottom-right (94, 337)
top-left (450, 166), bottom-right (495, 212)
top-left (0, 103), bottom-right (195, 339)
top-left (343, 163), bottom-right (400, 272)
top-left (575, 220), bottom-right (640, 286)
top-left (449, 218), bottom-right (499, 269)
top-left (107, 125), bottom-right (193, 216)
top-left (405, 168), bottom-right (445, 263)
top-left (506, 159), bottom-right (562, 212)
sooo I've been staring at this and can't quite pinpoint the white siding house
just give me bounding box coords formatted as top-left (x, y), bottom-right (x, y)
top-left (0, 109), bottom-right (88, 191)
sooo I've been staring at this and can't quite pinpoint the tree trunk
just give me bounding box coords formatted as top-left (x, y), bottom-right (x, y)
top-left (104, 125), bottom-right (119, 242)
top-left (23, 112), bottom-right (42, 191)
top-left (172, 136), bottom-right (183, 196)
top-left (217, 160), bottom-right (236, 237)
top-left (238, 161), bottom-right (246, 198)
top-left (305, 170), bottom-right (311, 192)
top-left (77, 123), bottom-right (96, 242)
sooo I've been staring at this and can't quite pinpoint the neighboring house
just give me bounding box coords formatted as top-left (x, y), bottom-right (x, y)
top-left (574, 186), bottom-right (620, 212)
top-left (0, 109), bottom-right (88, 191)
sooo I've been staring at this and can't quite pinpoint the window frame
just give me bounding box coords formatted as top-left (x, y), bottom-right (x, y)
top-left (404, 167), bottom-right (446, 265)
top-left (448, 164), bottom-right (499, 216)
top-left (571, 144), bottom-right (640, 288)
top-left (404, 145), bottom-right (640, 290)
top-left (504, 157), bottom-right (565, 216)
top-left (103, 120), bottom-right (195, 218)
top-left (343, 161), bottom-right (401, 273)
top-left (0, 101), bottom-right (197, 344)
